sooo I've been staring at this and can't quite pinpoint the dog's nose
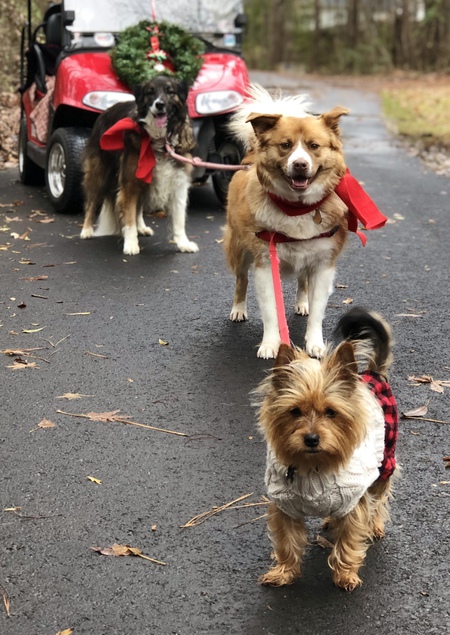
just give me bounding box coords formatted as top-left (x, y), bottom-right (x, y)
top-left (304, 434), bottom-right (320, 447)
top-left (154, 100), bottom-right (165, 111)
top-left (293, 160), bottom-right (309, 171)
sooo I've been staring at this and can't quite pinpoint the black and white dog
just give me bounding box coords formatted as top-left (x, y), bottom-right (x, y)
top-left (80, 75), bottom-right (198, 255)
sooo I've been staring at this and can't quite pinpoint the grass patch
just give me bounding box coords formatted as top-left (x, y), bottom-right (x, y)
top-left (381, 85), bottom-right (450, 148)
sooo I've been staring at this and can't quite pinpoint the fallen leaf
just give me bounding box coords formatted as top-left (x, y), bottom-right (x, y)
top-left (430, 382), bottom-right (445, 394)
top-left (29, 418), bottom-right (56, 432)
top-left (56, 629), bottom-right (74, 635)
top-left (402, 404), bottom-right (429, 418)
top-left (315, 535), bottom-right (334, 549)
top-left (342, 297), bottom-right (353, 305)
top-left (335, 283), bottom-right (348, 289)
top-left (91, 543), bottom-right (166, 565)
top-left (396, 313), bottom-right (424, 318)
top-left (408, 375), bottom-right (450, 393)
top-left (19, 275), bottom-right (48, 281)
top-left (84, 351), bottom-right (108, 359)
top-left (158, 339), bottom-right (169, 346)
top-left (7, 360), bottom-right (39, 370)
top-left (444, 456), bottom-right (450, 469)
top-left (87, 476), bottom-right (102, 485)
top-left (151, 524), bottom-right (157, 531)
top-left (215, 238), bottom-right (224, 244)
top-left (22, 327), bottom-right (45, 333)
top-left (35, 218), bottom-right (55, 224)
top-left (17, 302), bottom-right (26, 309)
top-left (86, 410), bottom-right (122, 422)
top-left (56, 393), bottom-right (94, 400)
top-left (1, 584), bottom-right (10, 617)
top-left (3, 507), bottom-right (21, 512)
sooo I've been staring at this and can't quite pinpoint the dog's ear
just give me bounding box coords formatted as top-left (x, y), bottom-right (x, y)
top-left (133, 83), bottom-right (144, 103)
top-left (327, 341), bottom-right (358, 383)
top-left (176, 80), bottom-right (189, 103)
top-left (272, 344), bottom-right (299, 389)
top-left (320, 106), bottom-right (350, 135)
top-left (246, 113), bottom-right (281, 137)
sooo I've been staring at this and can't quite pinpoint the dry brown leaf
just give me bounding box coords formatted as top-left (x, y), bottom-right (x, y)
top-left (443, 456), bottom-right (450, 469)
top-left (35, 218), bottom-right (55, 224)
top-left (402, 404), bottom-right (429, 418)
top-left (22, 327), bottom-right (45, 333)
top-left (408, 375), bottom-right (450, 393)
top-left (408, 375), bottom-right (433, 384)
top-left (1, 585), bottom-right (10, 617)
top-left (315, 535), bottom-right (334, 549)
top-left (29, 419), bottom-right (56, 433)
top-left (158, 339), bottom-right (169, 346)
top-left (19, 275), bottom-right (48, 281)
top-left (7, 360), bottom-right (39, 370)
top-left (342, 297), bottom-right (353, 305)
top-left (87, 476), bottom-right (102, 485)
top-left (56, 393), bottom-right (94, 400)
top-left (91, 543), bottom-right (166, 565)
top-left (430, 381), bottom-right (445, 394)
top-left (56, 629), bottom-right (73, 635)
top-left (86, 410), bottom-right (122, 422)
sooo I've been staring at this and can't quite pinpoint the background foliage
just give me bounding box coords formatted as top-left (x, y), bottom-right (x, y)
top-left (243, 0), bottom-right (450, 74)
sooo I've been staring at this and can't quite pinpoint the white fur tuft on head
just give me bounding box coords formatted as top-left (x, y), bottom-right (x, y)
top-left (228, 83), bottom-right (313, 149)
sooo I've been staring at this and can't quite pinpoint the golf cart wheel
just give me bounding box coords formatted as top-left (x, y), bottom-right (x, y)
top-left (18, 117), bottom-right (44, 185)
top-left (212, 139), bottom-right (244, 206)
top-left (45, 127), bottom-right (91, 214)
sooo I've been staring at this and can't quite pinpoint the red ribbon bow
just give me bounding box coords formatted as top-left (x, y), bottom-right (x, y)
top-left (100, 118), bottom-right (156, 184)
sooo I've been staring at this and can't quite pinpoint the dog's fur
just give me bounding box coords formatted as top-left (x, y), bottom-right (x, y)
top-left (224, 84), bottom-right (350, 358)
top-left (80, 76), bottom-right (198, 255)
top-left (255, 308), bottom-right (397, 591)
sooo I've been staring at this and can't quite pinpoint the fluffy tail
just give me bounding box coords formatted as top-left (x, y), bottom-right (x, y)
top-left (334, 307), bottom-right (393, 378)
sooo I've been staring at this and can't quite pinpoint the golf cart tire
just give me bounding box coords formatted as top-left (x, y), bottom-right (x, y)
top-left (212, 139), bottom-right (244, 206)
top-left (45, 127), bottom-right (91, 214)
top-left (18, 117), bottom-right (45, 186)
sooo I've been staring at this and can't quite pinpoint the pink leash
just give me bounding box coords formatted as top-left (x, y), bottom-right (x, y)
top-left (165, 142), bottom-right (249, 172)
top-left (268, 234), bottom-right (291, 345)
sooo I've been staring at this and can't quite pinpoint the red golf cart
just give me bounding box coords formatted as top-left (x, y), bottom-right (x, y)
top-left (18, 0), bottom-right (249, 212)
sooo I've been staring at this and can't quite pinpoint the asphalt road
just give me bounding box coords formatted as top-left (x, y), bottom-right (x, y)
top-left (1, 72), bottom-right (449, 635)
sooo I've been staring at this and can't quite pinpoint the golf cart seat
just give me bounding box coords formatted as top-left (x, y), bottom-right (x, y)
top-left (21, 5), bottom-right (62, 96)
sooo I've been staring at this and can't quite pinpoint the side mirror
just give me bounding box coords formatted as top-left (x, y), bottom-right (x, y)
top-left (63, 10), bottom-right (75, 26)
top-left (234, 13), bottom-right (247, 29)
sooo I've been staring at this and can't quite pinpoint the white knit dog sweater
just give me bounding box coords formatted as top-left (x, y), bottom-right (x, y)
top-left (265, 394), bottom-right (386, 519)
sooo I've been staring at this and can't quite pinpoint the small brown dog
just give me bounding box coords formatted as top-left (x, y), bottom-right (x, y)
top-left (255, 307), bottom-right (398, 591)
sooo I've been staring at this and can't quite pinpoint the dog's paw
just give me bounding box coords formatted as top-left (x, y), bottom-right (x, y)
top-left (230, 305), bottom-right (247, 322)
top-left (333, 571), bottom-right (363, 592)
top-left (138, 225), bottom-right (154, 236)
top-left (305, 334), bottom-right (325, 359)
top-left (257, 340), bottom-right (281, 359)
top-left (80, 227), bottom-right (94, 239)
top-left (259, 565), bottom-right (298, 587)
top-left (295, 301), bottom-right (309, 316)
top-left (123, 241), bottom-right (140, 256)
top-left (176, 239), bottom-right (199, 253)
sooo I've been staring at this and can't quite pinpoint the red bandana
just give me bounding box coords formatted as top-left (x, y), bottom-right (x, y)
top-left (267, 169), bottom-right (387, 246)
top-left (100, 118), bottom-right (156, 184)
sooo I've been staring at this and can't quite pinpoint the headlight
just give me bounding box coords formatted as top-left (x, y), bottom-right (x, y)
top-left (82, 91), bottom-right (135, 112)
top-left (195, 90), bottom-right (244, 115)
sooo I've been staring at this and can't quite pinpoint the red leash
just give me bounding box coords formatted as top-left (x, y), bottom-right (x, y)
top-left (268, 234), bottom-right (291, 345)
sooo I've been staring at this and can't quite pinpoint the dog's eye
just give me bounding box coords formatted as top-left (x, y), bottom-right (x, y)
top-left (325, 408), bottom-right (337, 418)
top-left (290, 407), bottom-right (302, 417)
top-left (309, 142), bottom-right (320, 150)
top-left (280, 141), bottom-right (292, 150)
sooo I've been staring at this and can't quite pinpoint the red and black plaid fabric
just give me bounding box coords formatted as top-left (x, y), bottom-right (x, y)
top-left (360, 370), bottom-right (398, 481)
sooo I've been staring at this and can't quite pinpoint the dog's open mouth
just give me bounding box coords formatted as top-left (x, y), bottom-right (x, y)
top-left (155, 113), bottom-right (168, 129)
top-left (283, 171), bottom-right (313, 191)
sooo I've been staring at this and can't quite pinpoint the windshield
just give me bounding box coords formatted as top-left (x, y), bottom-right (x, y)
top-left (65, 0), bottom-right (244, 35)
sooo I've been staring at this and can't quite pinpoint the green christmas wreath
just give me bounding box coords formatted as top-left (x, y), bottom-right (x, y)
top-left (110, 20), bottom-right (205, 88)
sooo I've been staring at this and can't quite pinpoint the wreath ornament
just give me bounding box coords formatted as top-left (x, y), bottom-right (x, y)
top-left (110, 20), bottom-right (205, 88)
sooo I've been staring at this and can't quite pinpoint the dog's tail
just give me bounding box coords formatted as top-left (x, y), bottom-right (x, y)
top-left (335, 307), bottom-right (393, 378)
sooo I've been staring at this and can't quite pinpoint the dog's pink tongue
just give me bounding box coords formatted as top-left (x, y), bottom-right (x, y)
top-left (155, 114), bottom-right (168, 129)
top-left (292, 177), bottom-right (309, 189)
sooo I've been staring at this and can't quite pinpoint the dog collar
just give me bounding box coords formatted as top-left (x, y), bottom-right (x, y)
top-left (100, 117), bottom-right (156, 183)
top-left (267, 169), bottom-right (387, 246)
top-left (256, 226), bottom-right (340, 244)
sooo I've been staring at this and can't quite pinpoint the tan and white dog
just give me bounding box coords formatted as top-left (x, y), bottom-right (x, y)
top-left (224, 85), bottom-right (350, 359)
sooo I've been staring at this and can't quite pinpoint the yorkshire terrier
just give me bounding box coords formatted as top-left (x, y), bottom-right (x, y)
top-left (256, 307), bottom-right (398, 591)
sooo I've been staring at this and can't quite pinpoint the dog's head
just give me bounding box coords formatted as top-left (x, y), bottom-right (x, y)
top-left (256, 342), bottom-right (369, 475)
top-left (246, 107), bottom-right (349, 203)
top-left (134, 76), bottom-right (189, 140)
